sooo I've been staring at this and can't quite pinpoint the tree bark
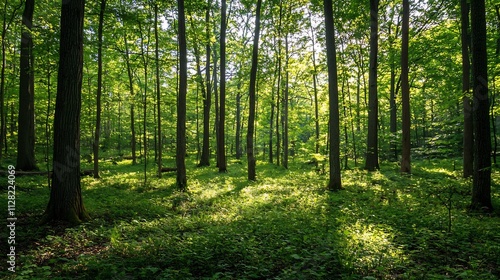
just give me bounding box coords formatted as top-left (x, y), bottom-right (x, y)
top-left (365, 0), bottom-right (380, 171)
top-left (154, 3), bottom-right (162, 177)
top-left (218, 0), bottom-right (227, 172)
top-left (309, 13), bottom-right (320, 155)
top-left (123, 33), bottom-right (136, 164)
top-left (177, 0), bottom-right (187, 191)
top-left (93, 0), bottom-right (106, 179)
top-left (470, 0), bottom-right (492, 210)
top-left (247, 0), bottom-right (262, 181)
top-left (400, 0), bottom-right (411, 174)
top-left (17, 0), bottom-right (37, 171)
top-left (324, 0), bottom-right (342, 191)
top-left (199, 0), bottom-right (212, 167)
top-left (283, 33), bottom-right (289, 169)
top-left (42, 0), bottom-right (89, 224)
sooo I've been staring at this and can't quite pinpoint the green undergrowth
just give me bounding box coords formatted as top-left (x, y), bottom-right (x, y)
top-left (1, 158), bottom-right (499, 279)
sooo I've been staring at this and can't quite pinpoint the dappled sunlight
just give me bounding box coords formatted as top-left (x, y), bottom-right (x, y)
top-left (5, 158), bottom-right (500, 279)
top-left (338, 221), bottom-right (406, 277)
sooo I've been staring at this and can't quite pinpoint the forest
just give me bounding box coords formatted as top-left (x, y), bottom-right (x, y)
top-left (0, 0), bottom-right (500, 278)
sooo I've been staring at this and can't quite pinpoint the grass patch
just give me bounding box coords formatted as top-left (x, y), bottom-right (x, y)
top-left (0, 158), bottom-right (499, 279)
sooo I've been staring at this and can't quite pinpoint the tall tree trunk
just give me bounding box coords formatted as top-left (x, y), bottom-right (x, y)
top-left (400, 0), bottom-right (411, 174)
top-left (218, 0), bottom-right (227, 172)
top-left (276, 0), bottom-right (283, 166)
top-left (247, 0), bottom-right (262, 181)
top-left (470, 0), bottom-right (492, 210)
top-left (236, 89), bottom-right (242, 159)
top-left (283, 31), bottom-right (290, 169)
top-left (214, 47), bottom-right (219, 167)
top-left (309, 13), bottom-right (320, 155)
top-left (154, 3), bottom-right (163, 177)
top-left (42, 0), bottom-right (89, 224)
top-left (93, 0), bottom-right (106, 179)
top-left (324, 0), bottom-right (342, 191)
top-left (138, 20), bottom-right (149, 186)
top-left (199, 0), bottom-right (212, 167)
top-left (17, 0), bottom-right (37, 171)
top-left (0, 2), bottom-right (21, 159)
top-left (268, 47), bottom-right (277, 164)
top-left (461, 0), bottom-right (473, 178)
top-left (124, 34), bottom-right (136, 164)
top-left (177, 0), bottom-right (187, 191)
top-left (341, 72), bottom-right (349, 169)
top-left (365, 0), bottom-right (380, 171)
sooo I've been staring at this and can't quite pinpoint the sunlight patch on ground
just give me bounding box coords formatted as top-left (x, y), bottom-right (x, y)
top-left (340, 221), bottom-right (406, 276)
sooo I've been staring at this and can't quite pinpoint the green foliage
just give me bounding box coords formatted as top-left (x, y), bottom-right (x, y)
top-left (0, 158), bottom-right (499, 279)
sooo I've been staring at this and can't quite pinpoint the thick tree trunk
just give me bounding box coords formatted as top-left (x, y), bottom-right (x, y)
top-left (324, 0), bottom-right (342, 191)
top-left (470, 0), bottom-right (492, 210)
top-left (461, 0), bottom-right (473, 178)
top-left (17, 0), bottom-right (37, 171)
top-left (199, 1), bottom-right (212, 167)
top-left (93, 0), bottom-right (106, 179)
top-left (177, 0), bottom-right (187, 190)
top-left (217, 0), bottom-right (227, 172)
top-left (247, 0), bottom-right (262, 181)
top-left (400, 0), bottom-right (411, 174)
top-left (365, 0), bottom-right (380, 171)
top-left (42, 0), bottom-right (89, 224)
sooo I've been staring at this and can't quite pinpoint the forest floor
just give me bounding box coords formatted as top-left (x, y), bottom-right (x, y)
top-left (0, 157), bottom-right (499, 279)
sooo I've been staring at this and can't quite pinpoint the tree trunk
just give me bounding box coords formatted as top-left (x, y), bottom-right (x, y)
top-left (400, 0), bottom-right (411, 174)
top-left (470, 0), bottom-right (492, 210)
top-left (309, 13), bottom-right (320, 155)
top-left (138, 20), bottom-right (149, 186)
top-left (199, 0), bottom-right (212, 167)
top-left (177, 0), bottom-right (187, 191)
top-left (218, 0), bottom-right (227, 172)
top-left (124, 34), bottom-right (136, 164)
top-left (17, 0), bottom-right (37, 171)
top-left (236, 89), bottom-right (242, 159)
top-left (247, 0), bottom-right (262, 181)
top-left (154, 3), bottom-right (163, 177)
top-left (276, 0), bottom-right (283, 167)
top-left (324, 0), bottom-right (342, 191)
top-left (42, 0), bottom-right (89, 224)
top-left (283, 33), bottom-right (289, 169)
top-left (92, 0), bottom-right (106, 179)
top-left (365, 0), bottom-right (380, 171)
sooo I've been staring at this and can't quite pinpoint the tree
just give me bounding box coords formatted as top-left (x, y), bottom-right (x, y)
top-left (16, 0), bottom-right (37, 171)
top-left (93, 0), bottom-right (106, 179)
top-left (154, 3), bottom-right (162, 177)
top-left (324, 0), bottom-right (341, 191)
top-left (470, 0), bottom-right (492, 210)
top-left (42, 0), bottom-right (89, 224)
top-left (217, 0), bottom-right (227, 173)
top-left (308, 11), bottom-right (320, 155)
top-left (199, 0), bottom-right (212, 167)
top-left (1, 2), bottom-right (23, 159)
top-left (400, 0), bottom-right (411, 174)
top-left (177, 0), bottom-right (187, 191)
top-left (461, 0), bottom-right (473, 178)
top-left (247, 0), bottom-right (262, 181)
top-left (365, 0), bottom-right (379, 171)
top-left (123, 30), bottom-right (137, 165)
